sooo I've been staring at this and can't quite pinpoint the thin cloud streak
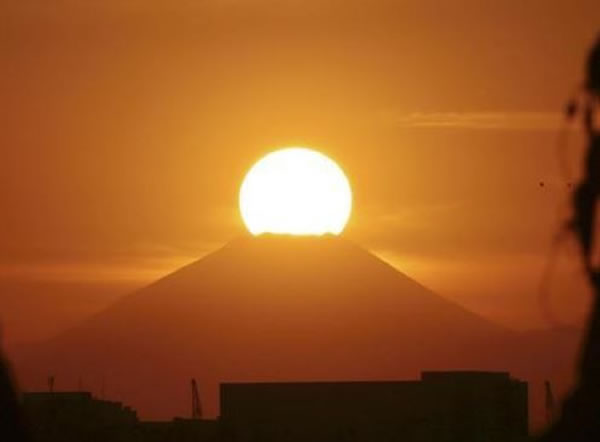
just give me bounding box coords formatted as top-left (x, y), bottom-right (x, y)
top-left (384, 111), bottom-right (563, 131)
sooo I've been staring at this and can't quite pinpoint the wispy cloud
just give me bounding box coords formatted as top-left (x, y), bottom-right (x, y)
top-left (383, 111), bottom-right (563, 131)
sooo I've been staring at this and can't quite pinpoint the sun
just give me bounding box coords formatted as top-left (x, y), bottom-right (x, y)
top-left (239, 147), bottom-right (352, 236)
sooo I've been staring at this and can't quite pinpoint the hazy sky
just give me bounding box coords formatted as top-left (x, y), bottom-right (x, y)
top-left (1, 0), bottom-right (599, 341)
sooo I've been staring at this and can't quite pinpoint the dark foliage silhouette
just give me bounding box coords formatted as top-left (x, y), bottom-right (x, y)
top-left (538, 34), bottom-right (600, 442)
top-left (0, 331), bottom-right (31, 442)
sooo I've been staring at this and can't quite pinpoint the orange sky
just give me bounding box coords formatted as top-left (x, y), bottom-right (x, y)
top-left (1, 0), bottom-right (599, 343)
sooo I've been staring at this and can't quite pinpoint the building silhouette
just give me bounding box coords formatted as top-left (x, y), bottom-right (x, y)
top-left (140, 419), bottom-right (219, 442)
top-left (21, 371), bottom-right (528, 442)
top-left (220, 371), bottom-right (528, 442)
top-left (24, 392), bottom-right (139, 442)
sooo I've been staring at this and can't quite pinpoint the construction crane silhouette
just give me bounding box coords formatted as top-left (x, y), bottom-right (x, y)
top-left (191, 378), bottom-right (202, 420)
top-left (545, 380), bottom-right (555, 424)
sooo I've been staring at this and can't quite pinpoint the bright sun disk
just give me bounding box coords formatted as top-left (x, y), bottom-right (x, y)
top-left (239, 147), bottom-right (352, 236)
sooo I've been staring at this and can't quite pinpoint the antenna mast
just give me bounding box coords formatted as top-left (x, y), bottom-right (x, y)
top-left (191, 378), bottom-right (202, 420)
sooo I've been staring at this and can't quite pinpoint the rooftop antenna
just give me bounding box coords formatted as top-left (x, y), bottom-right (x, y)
top-left (191, 378), bottom-right (202, 420)
top-left (48, 375), bottom-right (55, 393)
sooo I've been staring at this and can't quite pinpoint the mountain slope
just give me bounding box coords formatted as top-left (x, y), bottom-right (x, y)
top-left (14, 235), bottom-right (571, 422)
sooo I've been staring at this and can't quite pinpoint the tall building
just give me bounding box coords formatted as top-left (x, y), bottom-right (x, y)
top-left (220, 371), bottom-right (528, 442)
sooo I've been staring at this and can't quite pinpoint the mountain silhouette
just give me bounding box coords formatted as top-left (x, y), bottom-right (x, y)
top-left (13, 235), bottom-right (579, 425)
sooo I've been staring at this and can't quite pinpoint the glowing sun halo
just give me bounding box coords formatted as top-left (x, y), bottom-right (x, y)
top-left (239, 148), bottom-right (352, 236)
